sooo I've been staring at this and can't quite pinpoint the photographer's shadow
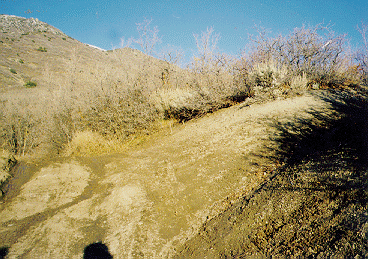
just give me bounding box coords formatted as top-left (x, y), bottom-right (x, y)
top-left (83, 242), bottom-right (113, 259)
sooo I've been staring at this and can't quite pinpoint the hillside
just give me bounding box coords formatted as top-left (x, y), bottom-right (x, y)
top-left (0, 15), bottom-right (207, 158)
top-left (0, 14), bottom-right (184, 92)
top-left (1, 15), bottom-right (368, 258)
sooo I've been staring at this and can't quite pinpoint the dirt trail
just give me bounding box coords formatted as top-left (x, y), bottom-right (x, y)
top-left (0, 93), bottom-right (333, 258)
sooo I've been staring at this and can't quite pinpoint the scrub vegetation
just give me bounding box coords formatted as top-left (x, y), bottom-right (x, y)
top-left (1, 15), bottom-right (368, 258)
top-left (0, 15), bottom-right (367, 160)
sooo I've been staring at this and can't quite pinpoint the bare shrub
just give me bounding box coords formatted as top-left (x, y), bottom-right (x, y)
top-left (290, 73), bottom-right (309, 94)
top-left (0, 98), bottom-right (45, 156)
top-left (193, 27), bottom-right (220, 74)
top-left (356, 21), bottom-right (368, 83)
top-left (247, 24), bottom-right (347, 89)
top-left (76, 84), bottom-right (159, 140)
top-left (247, 59), bottom-right (289, 97)
top-left (153, 87), bottom-right (195, 115)
top-left (159, 44), bottom-right (184, 66)
top-left (157, 27), bottom-right (252, 121)
top-left (0, 82), bottom-right (161, 157)
top-left (133, 18), bottom-right (162, 55)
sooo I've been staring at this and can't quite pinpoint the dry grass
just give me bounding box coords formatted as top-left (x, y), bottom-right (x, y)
top-left (63, 131), bottom-right (123, 156)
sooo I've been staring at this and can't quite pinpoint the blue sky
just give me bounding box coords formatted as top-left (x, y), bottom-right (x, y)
top-left (1, 0), bottom-right (367, 59)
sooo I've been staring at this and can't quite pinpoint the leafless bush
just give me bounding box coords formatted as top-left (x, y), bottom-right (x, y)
top-left (0, 80), bottom-right (160, 157)
top-left (248, 24), bottom-right (347, 88)
top-left (64, 130), bottom-right (122, 156)
top-left (356, 21), bottom-right (368, 83)
top-left (192, 27), bottom-right (221, 74)
top-left (78, 84), bottom-right (159, 140)
top-left (133, 18), bottom-right (162, 55)
top-left (0, 97), bottom-right (47, 156)
top-left (157, 27), bottom-right (252, 121)
top-left (159, 44), bottom-right (184, 66)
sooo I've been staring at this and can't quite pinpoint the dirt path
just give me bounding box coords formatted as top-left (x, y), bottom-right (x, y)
top-left (0, 93), bottom-right (333, 258)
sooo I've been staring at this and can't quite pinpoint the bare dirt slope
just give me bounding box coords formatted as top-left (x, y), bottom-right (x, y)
top-left (1, 91), bottom-right (367, 258)
top-left (175, 89), bottom-right (368, 258)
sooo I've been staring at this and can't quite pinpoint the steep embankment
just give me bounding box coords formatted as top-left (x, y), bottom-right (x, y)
top-left (0, 92), bottom-right (340, 258)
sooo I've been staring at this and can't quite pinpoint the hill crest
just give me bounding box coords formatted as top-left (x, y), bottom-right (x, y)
top-left (0, 14), bottom-right (65, 36)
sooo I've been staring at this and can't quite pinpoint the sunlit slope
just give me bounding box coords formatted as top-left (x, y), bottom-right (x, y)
top-left (0, 14), bottom-right (181, 92)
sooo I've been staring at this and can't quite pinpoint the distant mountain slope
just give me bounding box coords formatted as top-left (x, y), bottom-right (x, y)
top-left (0, 14), bottom-right (182, 92)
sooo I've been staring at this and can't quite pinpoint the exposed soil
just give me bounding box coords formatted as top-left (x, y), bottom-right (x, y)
top-left (1, 90), bottom-right (368, 258)
top-left (175, 89), bottom-right (368, 258)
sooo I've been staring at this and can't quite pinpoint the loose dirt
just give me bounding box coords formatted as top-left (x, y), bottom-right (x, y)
top-left (1, 91), bottom-right (367, 258)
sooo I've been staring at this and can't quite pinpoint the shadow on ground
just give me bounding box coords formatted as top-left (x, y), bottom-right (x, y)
top-left (174, 89), bottom-right (368, 258)
top-left (0, 247), bottom-right (8, 259)
top-left (83, 242), bottom-right (113, 259)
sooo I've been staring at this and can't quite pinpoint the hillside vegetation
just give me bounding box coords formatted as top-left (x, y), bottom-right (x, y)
top-left (1, 15), bottom-right (368, 258)
top-left (0, 15), bottom-right (367, 180)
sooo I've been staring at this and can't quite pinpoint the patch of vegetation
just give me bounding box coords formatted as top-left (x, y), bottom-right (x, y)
top-left (19, 59), bottom-right (24, 64)
top-left (24, 81), bottom-right (37, 88)
top-left (0, 20), bottom-right (367, 158)
top-left (9, 68), bottom-right (17, 74)
top-left (36, 46), bottom-right (47, 52)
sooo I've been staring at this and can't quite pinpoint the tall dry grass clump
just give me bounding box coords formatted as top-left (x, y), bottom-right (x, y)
top-left (63, 131), bottom-right (122, 156)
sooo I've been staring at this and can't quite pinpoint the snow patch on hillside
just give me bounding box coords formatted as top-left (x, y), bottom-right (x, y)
top-left (85, 44), bottom-right (106, 51)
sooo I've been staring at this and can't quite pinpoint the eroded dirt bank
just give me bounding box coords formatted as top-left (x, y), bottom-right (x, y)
top-left (0, 92), bottom-right (350, 258)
